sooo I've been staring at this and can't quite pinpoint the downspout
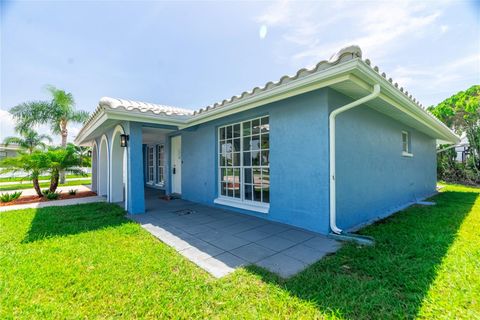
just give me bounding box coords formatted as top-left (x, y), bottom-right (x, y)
top-left (329, 84), bottom-right (381, 238)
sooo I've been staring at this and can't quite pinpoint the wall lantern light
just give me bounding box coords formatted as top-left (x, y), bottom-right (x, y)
top-left (120, 134), bottom-right (129, 147)
top-left (87, 150), bottom-right (92, 157)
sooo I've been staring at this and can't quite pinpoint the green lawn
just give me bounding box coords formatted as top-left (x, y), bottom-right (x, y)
top-left (0, 174), bottom-right (91, 183)
top-left (0, 184), bottom-right (478, 319)
top-left (0, 179), bottom-right (91, 192)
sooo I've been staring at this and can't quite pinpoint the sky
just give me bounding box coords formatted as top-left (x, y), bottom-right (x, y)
top-left (1, 0), bottom-right (479, 143)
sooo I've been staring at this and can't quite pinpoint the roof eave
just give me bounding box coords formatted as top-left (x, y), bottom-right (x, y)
top-left (181, 58), bottom-right (359, 129)
top-left (74, 108), bottom-right (188, 145)
top-left (354, 62), bottom-right (460, 144)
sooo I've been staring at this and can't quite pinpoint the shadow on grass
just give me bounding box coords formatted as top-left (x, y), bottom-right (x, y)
top-left (23, 202), bottom-right (128, 243)
top-left (245, 190), bottom-right (478, 319)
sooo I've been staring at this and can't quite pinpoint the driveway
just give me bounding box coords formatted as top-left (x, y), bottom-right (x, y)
top-left (128, 189), bottom-right (341, 278)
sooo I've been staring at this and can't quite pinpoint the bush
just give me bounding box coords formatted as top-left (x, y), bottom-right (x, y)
top-left (42, 189), bottom-right (51, 196)
top-left (0, 191), bottom-right (23, 203)
top-left (68, 189), bottom-right (77, 195)
top-left (438, 147), bottom-right (480, 185)
top-left (46, 191), bottom-right (61, 200)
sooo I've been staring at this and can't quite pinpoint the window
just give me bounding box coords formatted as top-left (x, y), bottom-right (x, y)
top-left (157, 144), bottom-right (165, 185)
top-left (147, 146), bottom-right (154, 183)
top-left (218, 116), bottom-right (270, 209)
top-left (402, 131), bottom-right (413, 156)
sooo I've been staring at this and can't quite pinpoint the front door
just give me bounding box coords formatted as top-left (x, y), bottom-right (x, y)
top-left (171, 135), bottom-right (182, 194)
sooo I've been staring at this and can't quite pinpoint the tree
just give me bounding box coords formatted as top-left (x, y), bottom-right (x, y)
top-left (429, 85), bottom-right (480, 182)
top-left (3, 128), bottom-right (52, 154)
top-left (0, 151), bottom-right (50, 197)
top-left (0, 146), bottom-right (86, 196)
top-left (10, 85), bottom-right (89, 182)
top-left (67, 143), bottom-right (92, 167)
top-left (45, 145), bottom-right (86, 193)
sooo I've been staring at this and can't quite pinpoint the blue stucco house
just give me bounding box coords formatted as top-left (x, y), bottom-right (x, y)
top-left (75, 46), bottom-right (459, 236)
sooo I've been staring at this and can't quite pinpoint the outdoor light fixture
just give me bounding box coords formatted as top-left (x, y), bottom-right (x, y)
top-left (120, 134), bottom-right (129, 147)
top-left (87, 150), bottom-right (92, 157)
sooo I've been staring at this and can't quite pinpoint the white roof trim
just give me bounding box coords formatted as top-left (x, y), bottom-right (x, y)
top-left (75, 45), bottom-right (459, 145)
top-left (99, 97), bottom-right (194, 117)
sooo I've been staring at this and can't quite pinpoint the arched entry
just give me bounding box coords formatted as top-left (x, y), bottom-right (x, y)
top-left (98, 135), bottom-right (109, 197)
top-left (91, 142), bottom-right (98, 192)
top-left (110, 125), bottom-right (127, 207)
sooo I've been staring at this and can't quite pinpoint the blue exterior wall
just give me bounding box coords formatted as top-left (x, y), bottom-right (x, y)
top-left (125, 122), bottom-right (146, 214)
top-left (176, 89), bottom-right (331, 233)
top-left (330, 89), bottom-right (437, 231)
top-left (91, 87), bottom-right (437, 235)
top-left (92, 120), bottom-right (145, 214)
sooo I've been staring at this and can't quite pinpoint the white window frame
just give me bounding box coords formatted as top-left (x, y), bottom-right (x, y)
top-left (402, 131), bottom-right (413, 157)
top-left (146, 144), bottom-right (166, 187)
top-left (214, 115), bottom-right (270, 213)
top-left (146, 146), bottom-right (155, 184)
top-left (156, 144), bottom-right (165, 187)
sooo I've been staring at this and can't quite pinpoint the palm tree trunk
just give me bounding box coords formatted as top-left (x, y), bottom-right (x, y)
top-left (50, 170), bottom-right (60, 193)
top-left (59, 123), bottom-right (68, 184)
top-left (32, 176), bottom-right (43, 197)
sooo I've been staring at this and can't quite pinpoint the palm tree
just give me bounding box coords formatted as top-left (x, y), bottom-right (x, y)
top-left (45, 145), bottom-right (86, 193)
top-left (67, 143), bottom-right (92, 167)
top-left (0, 151), bottom-right (51, 197)
top-left (3, 128), bottom-right (52, 154)
top-left (10, 85), bottom-right (89, 182)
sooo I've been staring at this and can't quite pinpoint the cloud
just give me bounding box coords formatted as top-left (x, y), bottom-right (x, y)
top-left (255, 0), bottom-right (478, 106)
top-left (391, 53), bottom-right (480, 105)
top-left (0, 108), bottom-right (79, 145)
top-left (0, 108), bottom-right (16, 140)
top-left (256, 0), bottom-right (292, 26)
top-left (256, 1), bottom-right (444, 65)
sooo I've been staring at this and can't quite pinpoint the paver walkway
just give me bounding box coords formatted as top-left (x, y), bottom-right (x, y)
top-left (129, 189), bottom-right (342, 278)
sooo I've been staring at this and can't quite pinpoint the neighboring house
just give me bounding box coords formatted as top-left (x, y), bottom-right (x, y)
top-left (455, 135), bottom-right (469, 163)
top-left (0, 144), bottom-right (20, 160)
top-left (75, 46), bottom-right (459, 235)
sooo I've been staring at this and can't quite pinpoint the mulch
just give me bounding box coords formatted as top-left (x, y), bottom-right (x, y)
top-left (0, 191), bottom-right (97, 207)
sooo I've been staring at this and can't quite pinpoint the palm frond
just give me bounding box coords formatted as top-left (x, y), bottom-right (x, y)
top-left (70, 110), bottom-right (90, 124)
top-left (3, 136), bottom-right (22, 147)
top-left (10, 100), bottom-right (52, 134)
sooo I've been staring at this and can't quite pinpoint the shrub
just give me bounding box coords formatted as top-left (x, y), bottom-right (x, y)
top-left (68, 189), bottom-right (77, 195)
top-left (46, 191), bottom-right (61, 200)
top-left (0, 191), bottom-right (23, 203)
top-left (42, 189), bottom-right (51, 196)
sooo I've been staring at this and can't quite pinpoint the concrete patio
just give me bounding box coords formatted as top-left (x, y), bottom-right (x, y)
top-left (128, 188), bottom-right (342, 278)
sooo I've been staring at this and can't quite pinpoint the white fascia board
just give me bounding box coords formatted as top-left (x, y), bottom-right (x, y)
top-left (74, 111), bottom-right (109, 145)
top-left (76, 59), bottom-right (357, 143)
top-left (180, 59), bottom-right (359, 129)
top-left (77, 58), bottom-right (458, 145)
top-left (106, 109), bottom-right (187, 127)
top-left (75, 109), bottom-right (187, 145)
top-left (353, 64), bottom-right (460, 143)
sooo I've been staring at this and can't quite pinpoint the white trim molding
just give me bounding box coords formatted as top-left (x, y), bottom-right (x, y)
top-left (98, 134), bottom-right (110, 200)
top-left (75, 46), bottom-right (459, 146)
top-left (214, 197), bottom-right (269, 214)
top-left (109, 125), bottom-right (127, 210)
top-left (91, 140), bottom-right (99, 192)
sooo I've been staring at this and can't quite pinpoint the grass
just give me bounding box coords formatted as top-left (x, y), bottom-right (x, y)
top-left (0, 179), bottom-right (91, 191)
top-left (0, 184), bottom-right (478, 319)
top-left (0, 174), bottom-right (91, 183)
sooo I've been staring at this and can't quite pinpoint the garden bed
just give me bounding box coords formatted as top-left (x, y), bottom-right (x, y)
top-left (0, 190), bottom-right (97, 207)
